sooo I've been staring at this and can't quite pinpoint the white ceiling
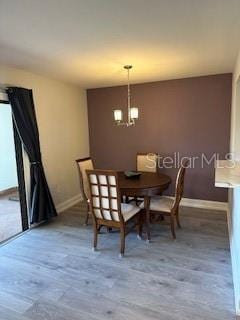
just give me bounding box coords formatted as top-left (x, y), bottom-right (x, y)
top-left (0, 0), bottom-right (240, 88)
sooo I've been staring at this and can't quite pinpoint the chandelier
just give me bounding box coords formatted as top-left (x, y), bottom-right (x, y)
top-left (113, 65), bottom-right (139, 126)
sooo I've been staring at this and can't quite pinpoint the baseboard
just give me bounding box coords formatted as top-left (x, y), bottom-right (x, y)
top-left (165, 196), bottom-right (227, 211)
top-left (56, 194), bottom-right (82, 213)
top-left (57, 194), bottom-right (227, 213)
top-left (180, 197), bottom-right (228, 211)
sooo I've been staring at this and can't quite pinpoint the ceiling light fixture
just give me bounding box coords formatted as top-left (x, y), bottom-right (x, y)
top-left (113, 65), bottom-right (139, 127)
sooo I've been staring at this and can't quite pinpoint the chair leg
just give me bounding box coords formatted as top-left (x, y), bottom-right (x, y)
top-left (84, 211), bottom-right (89, 225)
top-left (93, 223), bottom-right (98, 251)
top-left (84, 203), bottom-right (90, 226)
top-left (170, 215), bottom-right (176, 239)
top-left (144, 196), bottom-right (151, 242)
top-left (120, 226), bottom-right (126, 257)
top-left (136, 213), bottom-right (143, 239)
top-left (150, 212), bottom-right (155, 223)
top-left (134, 196), bottom-right (138, 205)
top-left (176, 208), bottom-right (181, 228)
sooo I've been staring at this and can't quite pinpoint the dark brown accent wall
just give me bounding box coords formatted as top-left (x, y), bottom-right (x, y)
top-left (87, 74), bottom-right (232, 202)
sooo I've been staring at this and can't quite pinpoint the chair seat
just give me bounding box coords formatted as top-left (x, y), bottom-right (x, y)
top-left (140, 196), bottom-right (174, 213)
top-left (121, 203), bottom-right (141, 221)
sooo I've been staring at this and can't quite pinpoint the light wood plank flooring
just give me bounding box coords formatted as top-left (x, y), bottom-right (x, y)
top-left (0, 202), bottom-right (236, 320)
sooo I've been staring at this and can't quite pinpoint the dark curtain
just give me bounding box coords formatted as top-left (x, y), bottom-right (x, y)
top-left (7, 87), bottom-right (57, 223)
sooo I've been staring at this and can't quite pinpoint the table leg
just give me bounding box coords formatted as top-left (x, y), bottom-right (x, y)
top-left (144, 196), bottom-right (151, 242)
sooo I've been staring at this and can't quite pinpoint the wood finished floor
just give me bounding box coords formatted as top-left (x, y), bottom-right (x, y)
top-left (0, 202), bottom-right (236, 320)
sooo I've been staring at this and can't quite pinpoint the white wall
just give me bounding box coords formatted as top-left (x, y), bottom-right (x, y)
top-left (0, 65), bottom-right (89, 207)
top-left (229, 50), bottom-right (240, 315)
top-left (0, 104), bottom-right (18, 191)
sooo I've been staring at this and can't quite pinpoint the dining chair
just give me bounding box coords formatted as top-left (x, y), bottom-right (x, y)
top-left (136, 153), bottom-right (158, 172)
top-left (86, 169), bottom-right (143, 257)
top-left (129, 152), bottom-right (158, 205)
top-left (76, 157), bottom-right (94, 225)
top-left (140, 160), bottom-right (188, 239)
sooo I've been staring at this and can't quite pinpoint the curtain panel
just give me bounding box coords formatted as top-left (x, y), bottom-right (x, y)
top-left (7, 87), bottom-right (57, 223)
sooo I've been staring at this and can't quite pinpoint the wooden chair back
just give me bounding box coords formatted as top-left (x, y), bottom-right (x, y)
top-left (172, 160), bottom-right (189, 210)
top-left (86, 169), bottom-right (123, 223)
top-left (136, 153), bottom-right (158, 173)
top-left (76, 157), bottom-right (94, 201)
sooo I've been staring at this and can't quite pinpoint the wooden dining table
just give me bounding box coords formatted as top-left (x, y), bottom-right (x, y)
top-left (118, 171), bottom-right (171, 241)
